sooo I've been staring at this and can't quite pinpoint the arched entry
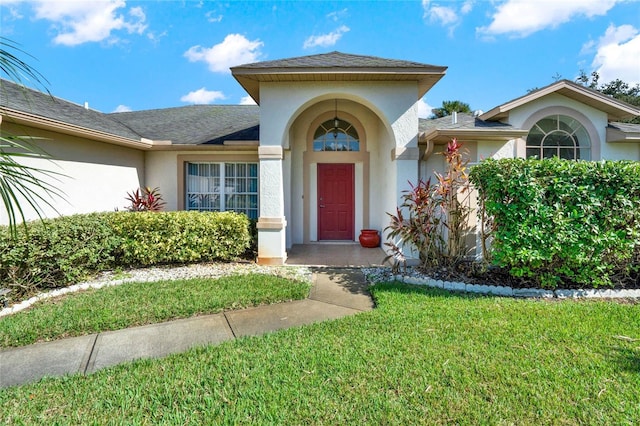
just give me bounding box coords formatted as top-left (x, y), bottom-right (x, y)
top-left (301, 106), bottom-right (371, 243)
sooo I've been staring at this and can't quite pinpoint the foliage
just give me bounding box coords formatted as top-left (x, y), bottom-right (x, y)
top-left (0, 211), bottom-right (252, 298)
top-left (0, 213), bottom-right (120, 295)
top-left (1, 37), bottom-right (65, 236)
top-left (0, 273), bottom-right (310, 348)
top-left (470, 157), bottom-right (640, 288)
top-left (125, 186), bottom-right (166, 212)
top-left (431, 100), bottom-right (471, 118)
top-left (1, 284), bottom-right (638, 423)
top-left (576, 70), bottom-right (640, 123)
top-left (106, 211), bottom-right (250, 266)
top-left (385, 139), bottom-right (473, 269)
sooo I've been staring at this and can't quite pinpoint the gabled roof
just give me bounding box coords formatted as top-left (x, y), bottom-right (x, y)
top-left (480, 79), bottom-right (640, 122)
top-left (110, 105), bottom-right (259, 145)
top-left (231, 51), bottom-right (447, 103)
top-left (419, 113), bottom-right (528, 144)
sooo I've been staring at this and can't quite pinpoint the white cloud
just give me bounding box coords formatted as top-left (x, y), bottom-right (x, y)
top-left (180, 88), bottom-right (226, 104)
top-left (422, 0), bottom-right (473, 33)
top-left (206, 12), bottom-right (222, 23)
top-left (240, 95), bottom-right (257, 105)
top-left (31, 0), bottom-right (147, 46)
top-left (477, 0), bottom-right (620, 38)
top-left (185, 34), bottom-right (263, 73)
top-left (417, 98), bottom-right (435, 119)
top-left (303, 25), bottom-right (350, 49)
top-left (113, 104), bottom-right (132, 113)
top-left (586, 24), bottom-right (640, 85)
top-left (327, 8), bottom-right (348, 22)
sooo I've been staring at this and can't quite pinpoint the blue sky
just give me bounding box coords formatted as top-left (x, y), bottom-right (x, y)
top-left (1, 0), bottom-right (639, 117)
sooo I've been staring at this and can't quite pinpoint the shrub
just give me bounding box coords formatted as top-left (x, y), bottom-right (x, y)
top-left (470, 157), bottom-right (640, 288)
top-left (0, 211), bottom-right (252, 298)
top-left (0, 213), bottom-right (121, 295)
top-left (106, 211), bottom-right (251, 266)
top-left (385, 139), bottom-right (473, 269)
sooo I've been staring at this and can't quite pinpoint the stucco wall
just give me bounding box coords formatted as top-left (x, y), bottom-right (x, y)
top-left (0, 122), bottom-right (144, 226)
top-left (144, 149), bottom-right (259, 212)
top-left (260, 81), bottom-right (420, 247)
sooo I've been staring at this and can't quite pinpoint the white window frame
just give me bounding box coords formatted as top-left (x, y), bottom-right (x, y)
top-left (185, 162), bottom-right (259, 219)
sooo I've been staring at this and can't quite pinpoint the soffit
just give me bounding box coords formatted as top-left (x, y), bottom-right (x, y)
top-left (232, 52), bottom-right (447, 103)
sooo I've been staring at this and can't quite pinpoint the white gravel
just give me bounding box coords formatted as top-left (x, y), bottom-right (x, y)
top-left (0, 263), bottom-right (312, 318)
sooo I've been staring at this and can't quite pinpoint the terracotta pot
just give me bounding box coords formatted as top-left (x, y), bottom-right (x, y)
top-left (359, 229), bottom-right (380, 248)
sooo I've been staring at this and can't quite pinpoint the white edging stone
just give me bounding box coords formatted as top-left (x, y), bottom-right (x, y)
top-left (363, 267), bottom-right (639, 300)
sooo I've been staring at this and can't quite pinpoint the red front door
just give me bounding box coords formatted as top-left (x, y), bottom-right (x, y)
top-left (318, 163), bottom-right (354, 240)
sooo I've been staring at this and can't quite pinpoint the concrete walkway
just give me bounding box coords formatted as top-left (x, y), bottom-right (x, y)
top-left (0, 268), bottom-right (374, 389)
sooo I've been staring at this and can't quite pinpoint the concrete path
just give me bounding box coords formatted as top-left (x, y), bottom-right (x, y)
top-left (0, 268), bottom-right (373, 389)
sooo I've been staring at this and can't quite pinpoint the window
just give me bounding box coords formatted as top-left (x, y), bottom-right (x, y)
top-left (526, 115), bottom-right (590, 160)
top-left (313, 118), bottom-right (360, 152)
top-left (186, 162), bottom-right (258, 219)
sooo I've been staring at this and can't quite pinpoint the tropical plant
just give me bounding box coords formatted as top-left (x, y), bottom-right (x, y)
top-left (1, 37), bottom-right (65, 236)
top-left (385, 138), bottom-right (473, 269)
top-left (125, 186), bottom-right (166, 212)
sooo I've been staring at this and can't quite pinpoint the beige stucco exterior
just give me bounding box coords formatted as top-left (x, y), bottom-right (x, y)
top-left (0, 121), bottom-right (144, 225)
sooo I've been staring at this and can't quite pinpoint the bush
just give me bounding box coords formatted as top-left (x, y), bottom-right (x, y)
top-left (470, 158), bottom-right (640, 288)
top-left (106, 211), bottom-right (251, 266)
top-left (0, 211), bottom-right (252, 298)
top-left (0, 213), bottom-right (121, 294)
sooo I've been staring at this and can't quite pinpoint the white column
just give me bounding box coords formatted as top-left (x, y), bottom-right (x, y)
top-left (256, 146), bottom-right (287, 265)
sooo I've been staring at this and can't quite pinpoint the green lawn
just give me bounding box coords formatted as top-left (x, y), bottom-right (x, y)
top-left (1, 282), bottom-right (638, 424)
top-left (0, 273), bottom-right (311, 348)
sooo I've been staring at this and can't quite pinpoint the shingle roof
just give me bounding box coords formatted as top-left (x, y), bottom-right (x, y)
top-left (608, 121), bottom-right (640, 133)
top-left (233, 51), bottom-right (445, 70)
top-left (419, 113), bottom-right (519, 133)
top-left (110, 105), bottom-right (259, 145)
top-left (0, 79), bottom-right (260, 146)
top-left (0, 79), bottom-right (142, 141)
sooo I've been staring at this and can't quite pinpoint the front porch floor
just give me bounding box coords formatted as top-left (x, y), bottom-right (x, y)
top-left (285, 243), bottom-right (388, 267)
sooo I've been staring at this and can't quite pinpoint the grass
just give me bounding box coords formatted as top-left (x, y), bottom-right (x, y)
top-left (0, 273), bottom-right (311, 348)
top-left (1, 282), bottom-right (638, 424)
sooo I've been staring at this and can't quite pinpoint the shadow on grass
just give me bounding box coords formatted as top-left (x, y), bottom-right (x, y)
top-left (610, 345), bottom-right (640, 373)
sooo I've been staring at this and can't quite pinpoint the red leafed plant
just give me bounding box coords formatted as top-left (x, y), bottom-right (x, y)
top-left (125, 186), bottom-right (166, 212)
top-left (385, 138), bottom-right (472, 270)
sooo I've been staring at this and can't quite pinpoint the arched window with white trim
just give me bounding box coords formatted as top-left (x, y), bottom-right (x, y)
top-left (526, 115), bottom-right (591, 160)
top-left (313, 118), bottom-right (360, 152)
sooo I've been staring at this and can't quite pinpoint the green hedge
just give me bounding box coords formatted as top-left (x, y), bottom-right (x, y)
top-left (0, 211), bottom-right (251, 296)
top-left (106, 211), bottom-right (250, 266)
top-left (469, 158), bottom-right (640, 288)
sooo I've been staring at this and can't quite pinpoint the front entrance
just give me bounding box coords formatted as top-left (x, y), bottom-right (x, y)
top-left (317, 163), bottom-right (354, 240)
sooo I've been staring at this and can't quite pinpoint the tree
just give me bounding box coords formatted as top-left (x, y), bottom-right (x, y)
top-left (576, 70), bottom-right (640, 124)
top-left (431, 100), bottom-right (472, 119)
top-left (0, 37), bottom-right (64, 236)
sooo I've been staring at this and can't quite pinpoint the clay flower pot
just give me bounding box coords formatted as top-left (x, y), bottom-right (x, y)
top-left (359, 229), bottom-right (380, 248)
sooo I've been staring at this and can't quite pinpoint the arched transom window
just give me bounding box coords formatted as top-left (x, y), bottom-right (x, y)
top-left (526, 115), bottom-right (590, 160)
top-left (313, 118), bottom-right (360, 152)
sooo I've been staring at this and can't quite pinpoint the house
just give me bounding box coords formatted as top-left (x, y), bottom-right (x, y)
top-left (1, 52), bottom-right (639, 264)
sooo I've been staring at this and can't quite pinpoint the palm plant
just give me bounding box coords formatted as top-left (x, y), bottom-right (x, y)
top-left (1, 37), bottom-right (65, 236)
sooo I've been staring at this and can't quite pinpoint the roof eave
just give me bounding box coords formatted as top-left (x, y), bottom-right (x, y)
top-left (419, 128), bottom-right (528, 144)
top-left (606, 126), bottom-right (640, 143)
top-left (1, 108), bottom-right (158, 150)
top-left (231, 68), bottom-right (447, 104)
